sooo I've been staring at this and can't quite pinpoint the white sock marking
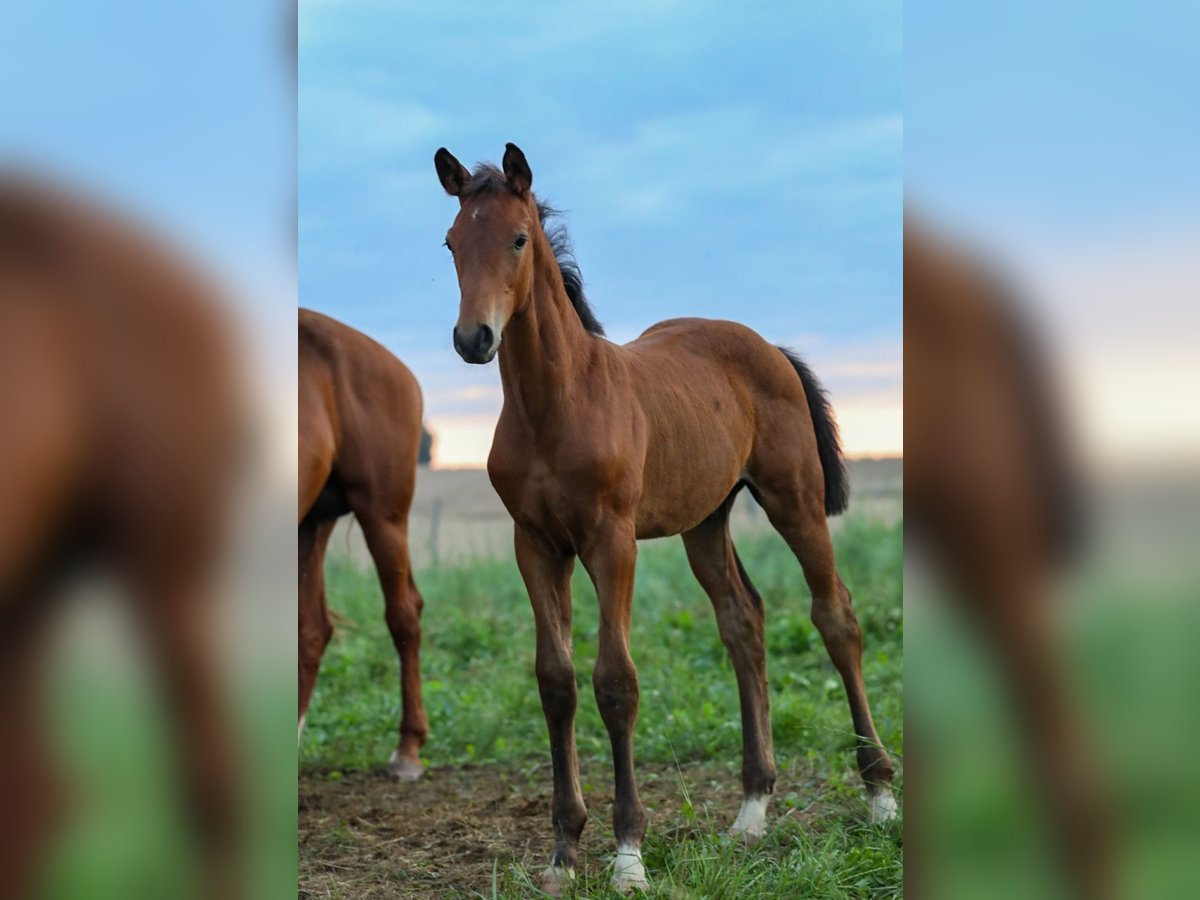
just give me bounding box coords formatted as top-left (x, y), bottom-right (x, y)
top-left (612, 843), bottom-right (648, 892)
top-left (869, 788), bottom-right (899, 823)
top-left (297, 715), bottom-right (306, 745)
top-left (730, 794), bottom-right (769, 840)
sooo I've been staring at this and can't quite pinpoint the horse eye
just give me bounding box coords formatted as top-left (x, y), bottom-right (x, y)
top-left (513, 235), bottom-right (528, 250)
top-left (443, 239), bottom-right (453, 253)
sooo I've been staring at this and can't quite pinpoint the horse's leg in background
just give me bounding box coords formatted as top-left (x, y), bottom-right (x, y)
top-left (681, 507), bottom-right (776, 840)
top-left (756, 484), bottom-right (897, 821)
top-left (298, 517), bottom-right (335, 739)
top-left (514, 528), bottom-right (586, 895)
top-left (578, 520), bottom-right (649, 894)
top-left (358, 513), bottom-right (427, 781)
top-left (0, 615), bottom-right (61, 900)
top-left (132, 564), bottom-right (240, 900)
top-left (962, 566), bottom-right (1112, 900)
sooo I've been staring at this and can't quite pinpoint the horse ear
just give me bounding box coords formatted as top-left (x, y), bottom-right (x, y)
top-left (502, 143), bottom-right (532, 195)
top-left (435, 148), bottom-right (470, 197)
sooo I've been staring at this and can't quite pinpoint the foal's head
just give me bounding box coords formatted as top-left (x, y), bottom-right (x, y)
top-left (435, 143), bottom-right (539, 364)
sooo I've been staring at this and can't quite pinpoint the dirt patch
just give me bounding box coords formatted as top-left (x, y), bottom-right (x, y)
top-left (299, 759), bottom-right (795, 898)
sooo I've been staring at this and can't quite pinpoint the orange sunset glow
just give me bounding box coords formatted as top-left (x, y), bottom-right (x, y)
top-left (428, 402), bottom-right (904, 469)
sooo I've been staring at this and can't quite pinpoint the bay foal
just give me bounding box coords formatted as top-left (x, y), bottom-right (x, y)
top-left (298, 309), bottom-right (428, 780)
top-left (435, 144), bottom-right (897, 893)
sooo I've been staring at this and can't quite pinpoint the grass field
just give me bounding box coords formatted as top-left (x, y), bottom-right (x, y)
top-left (298, 512), bottom-right (903, 898)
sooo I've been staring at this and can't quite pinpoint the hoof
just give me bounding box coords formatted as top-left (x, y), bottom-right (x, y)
top-left (728, 795), bottom-right (768, 843)
top-left (611, 873), bottom-right (650, 895)
top-left (612, 845), bottom-right (648, 894)
top-left (868, 788), bottom-right (899, 824)
top-left (387, 750), bottom-right (424, 782)
top-left (727, 823), bottom-right (765, 844)
top-left (540, 864), bottom-right (574, 896)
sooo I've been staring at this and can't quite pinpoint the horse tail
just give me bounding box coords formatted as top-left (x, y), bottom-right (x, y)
top-left (776, 347), bottom-right (849, 516)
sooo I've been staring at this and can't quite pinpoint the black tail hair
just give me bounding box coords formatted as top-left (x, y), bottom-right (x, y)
top-left (777, 347), bottom-right (849, 516)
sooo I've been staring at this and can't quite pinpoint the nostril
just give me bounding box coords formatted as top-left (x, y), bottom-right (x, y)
top-left (476, 324), bottom-right (494, 353)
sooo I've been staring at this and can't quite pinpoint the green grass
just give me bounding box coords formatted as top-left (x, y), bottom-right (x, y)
top-left (43, 655), bottom-right (296, 900)
top-left (300, 517), bottom-right (903, 898)
top-left (494, 826), bottom-right (902, 900)
top-left (907, 569), bottom-right (1200, 899)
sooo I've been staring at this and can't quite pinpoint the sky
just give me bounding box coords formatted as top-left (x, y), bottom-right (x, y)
top-left (1, 1), bottom-right (292, 318)
top-left (906, 0), bottom-right (1200, 469)
top-left (299, 1), bottom-right (903, 466)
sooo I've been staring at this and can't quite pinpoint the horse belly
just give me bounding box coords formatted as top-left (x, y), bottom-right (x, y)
top-left (634, 430), bottom-right (745, 539)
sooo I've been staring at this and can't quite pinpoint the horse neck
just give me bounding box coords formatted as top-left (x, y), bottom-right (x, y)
top-left (497, 231), bottom-right (593, 426)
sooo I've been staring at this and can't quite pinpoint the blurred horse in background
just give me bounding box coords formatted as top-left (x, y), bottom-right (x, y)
top-left (0, 174), bottom-right (244, 899)
top-left (905, 218), bottom-right (1110, 900)
top-left (297, 309), bottom-right (429, 780)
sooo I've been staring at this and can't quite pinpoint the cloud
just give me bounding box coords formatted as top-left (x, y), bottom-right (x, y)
top-left (301, 2), bottom-right (903, 462)
top-left (300, 88), bottom-right (444, 170)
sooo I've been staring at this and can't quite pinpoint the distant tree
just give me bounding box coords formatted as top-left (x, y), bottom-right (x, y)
top-left (419, 423), bottom-right (434, 466)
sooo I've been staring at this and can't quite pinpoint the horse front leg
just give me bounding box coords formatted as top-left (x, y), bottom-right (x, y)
top-left (515, 528), bottom-right (586, 896)
top-left (580, 519), bottom-right (648, 894)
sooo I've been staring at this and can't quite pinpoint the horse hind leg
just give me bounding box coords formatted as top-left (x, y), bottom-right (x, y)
top-left (299, 517), bottom-right (335, 741)
top-left (358, 513), bottom-right (428, 781)
top-left (753, 481), bottom-right (898, 822)
top-left (682, 506), bottom-right (776, 841)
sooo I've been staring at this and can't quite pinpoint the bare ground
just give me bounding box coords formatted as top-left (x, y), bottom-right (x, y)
top-left (302, 459), bottom-right (902, 897)
top-left (298, 758), bottom-right (846, 899)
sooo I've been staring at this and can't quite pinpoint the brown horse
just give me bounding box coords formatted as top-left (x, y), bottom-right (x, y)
top-left (0, 173), bottom-right (242, 898)
top-left (434, 144), bottom-right (897, 893)
top-left (904, 219), bottom-right (1108, 900)
top-left (297, 309), bottom-right (428, 780)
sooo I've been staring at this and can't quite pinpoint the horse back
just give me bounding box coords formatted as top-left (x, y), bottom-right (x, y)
top-left (298, 310), bottom-right (422, 520)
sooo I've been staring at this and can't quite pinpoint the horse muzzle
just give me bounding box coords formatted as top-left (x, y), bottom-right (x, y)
top-left (452, 322), bottom-right (498, 364)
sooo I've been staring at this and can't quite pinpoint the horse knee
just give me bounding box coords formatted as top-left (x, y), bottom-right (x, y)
top-left (536, 652), bottom-right (577, 712)
top-left (386, 594), bottom-right (422, 643)
top-left (593, 655), bottom-right (639, 722)
top-left (300, 615), bottom-right (332, 663)
top-left (715, 596), bottom-right (766, 659)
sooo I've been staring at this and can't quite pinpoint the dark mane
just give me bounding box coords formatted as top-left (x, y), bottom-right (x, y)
top-left (463, 164), bottom-right (604, 336)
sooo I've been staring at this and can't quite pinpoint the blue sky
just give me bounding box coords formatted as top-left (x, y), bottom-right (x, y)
top-left (906, 1), bottom-right (1200, 468)
top-left (907, 1), bottom-right (1199, 243)
top-left (300, 1), bottom-right (903, 463)
top-left (1, 1), bottom-right (294, 384)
